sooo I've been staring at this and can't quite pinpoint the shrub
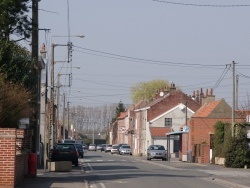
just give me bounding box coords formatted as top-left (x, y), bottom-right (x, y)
top-left (225, 124), bottom-right (250, 168)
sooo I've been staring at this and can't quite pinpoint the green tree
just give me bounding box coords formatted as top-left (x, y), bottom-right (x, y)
top-left (112, 101), bottom-right (126, 122)
top-left (0, 39), bottom-right (37, 91)
top-left (131, 79), bottom-right (175, 103)
top-left (0, 0), bottom-right (32, 41)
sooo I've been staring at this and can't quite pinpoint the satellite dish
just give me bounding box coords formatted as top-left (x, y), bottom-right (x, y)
top-left (159, 91), bottom-right (164, 97)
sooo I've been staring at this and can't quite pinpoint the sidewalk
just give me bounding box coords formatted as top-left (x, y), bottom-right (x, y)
top-left (16, 167), bottom-right (89, 188)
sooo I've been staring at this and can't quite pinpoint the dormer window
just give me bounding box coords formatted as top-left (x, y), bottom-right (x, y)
top-left (165, 118), bottom-right (172, 127)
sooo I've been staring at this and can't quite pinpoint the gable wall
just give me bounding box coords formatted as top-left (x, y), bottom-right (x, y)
top-left (209, 100), bottom-right (232, 118)
top-left (117, 119), bottom-right (125, 144)
top-left (151, 107), bottom-right (193, 132)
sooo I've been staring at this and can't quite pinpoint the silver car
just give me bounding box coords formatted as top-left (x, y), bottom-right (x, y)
top-left (105, 144), bottom-right (113, 152)
top-left (119, 145), bottom-right (132, 155)
top-left (147, 145), bottom-right (167, 161)
top-left (111, 144), bottom-right (119, 154)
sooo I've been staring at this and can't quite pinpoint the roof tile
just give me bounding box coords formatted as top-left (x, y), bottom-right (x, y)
top-left (150, 127), bottom-right (172, 137)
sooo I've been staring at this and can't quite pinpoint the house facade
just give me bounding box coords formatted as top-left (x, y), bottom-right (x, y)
top-left (187, 93), bottom-right (244, 163)
top-left (134, 84), bottom-right (201, 157)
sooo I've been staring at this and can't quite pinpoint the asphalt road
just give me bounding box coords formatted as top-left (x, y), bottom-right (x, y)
top-left (83, 151), bottom-right (250, 188)
top-left (17, 150), bottom-right (250, 188)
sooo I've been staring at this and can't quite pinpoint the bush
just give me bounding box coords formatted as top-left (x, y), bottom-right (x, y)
top-left (225, 124), bottom-right (250, 168)
top-left (212, 121), bottom-right (231, 159)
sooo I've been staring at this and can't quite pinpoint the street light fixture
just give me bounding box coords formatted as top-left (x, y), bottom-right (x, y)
top-left (52, 35), bottom-right (85, 38)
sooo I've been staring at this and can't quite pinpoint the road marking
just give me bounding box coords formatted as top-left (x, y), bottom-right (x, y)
top-left (99, 183), bottom-right (106, 188)
top-left (97, 160), bottom-right (103, 162)
top-left (87, 163), bottom-right (93, 172)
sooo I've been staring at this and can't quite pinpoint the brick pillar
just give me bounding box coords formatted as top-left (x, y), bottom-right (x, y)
top-left (0, 128), bottom-right (16, 188)
top-left (201, 144), bottom-right (210, 163)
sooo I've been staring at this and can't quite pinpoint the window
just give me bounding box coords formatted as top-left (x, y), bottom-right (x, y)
top-left (165, 118), bottom-right (172, 127)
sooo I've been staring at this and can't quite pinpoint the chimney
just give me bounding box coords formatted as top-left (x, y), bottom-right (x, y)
top-left (40, 43), bottom-right (47, 59)
top-left (200, 88), bottom-right (204, 99)
top-left (195, 90), bottom-right (200, 103)
top-left (170, 81), bottom-right (176, 92)
top-left (202, 88), bottom-right (215, 105)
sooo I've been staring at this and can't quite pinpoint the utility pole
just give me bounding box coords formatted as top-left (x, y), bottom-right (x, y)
top-left (232, 61), bottom-right (236, 137)
top-left (236, 74), bottom-right (239, 110)
top-left (32, 0), bottom-right (39, 62)
top-left (32, 0), bottom-right (40, 162)
top-left (49, 44), bottom-right (55, 150)
top-left (67, 101), bottom-right (70, 138)
top-left (63, 93), bottom-right (66, 140)
top-left (56, 74), bottom-right (61, 142)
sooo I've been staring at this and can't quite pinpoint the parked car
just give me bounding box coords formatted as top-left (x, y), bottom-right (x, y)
top-left (119, 145), bottom-right (132, 155)
top-left (117, 143), bottom-right (127, 153)
top-left (111, 144), bottom-right (119, 154)
top-left (96, 144), bottom-right (103, 150)
top-left (105, 144), bottom-right (112, 152)
top-left (101, 144), bottom-right (108, 152)
top-left (147, 145), bottom-right (167, 161)
top-left (74, 143), bottom-right (84, 158)
top-left (82, 144), bottom-right (88, 150)
top-left (50, 143), bottom-right (78, 166)
top-left (88, 144), bottom-right (96, 151)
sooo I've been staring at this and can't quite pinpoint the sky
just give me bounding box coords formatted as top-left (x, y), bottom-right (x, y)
top-left (37, 0), bottom-right (250, 108)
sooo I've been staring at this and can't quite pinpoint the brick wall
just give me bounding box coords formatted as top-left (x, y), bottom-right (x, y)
top-left (0, 128), bottom-right (31, 188)
top-left (200, 144), bottom-right (210, 163)
top-left (0, 128), bottom-right (16, 188)
top-left (190, 118), bottom-right (233, 164)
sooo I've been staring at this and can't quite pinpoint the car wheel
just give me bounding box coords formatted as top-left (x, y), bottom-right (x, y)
top-left (148, 158), bottom-right (151, 160)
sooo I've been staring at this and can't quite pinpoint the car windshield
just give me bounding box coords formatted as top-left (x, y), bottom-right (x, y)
top-left (122, 145), bottom-right (130, 149)
top-left (56, 144), bottom-right (75, 150)
top-left (150, 145), bottom-right (165, 150)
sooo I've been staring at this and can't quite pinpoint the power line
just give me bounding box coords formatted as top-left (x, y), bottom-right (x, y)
top-left (75, 78), bottom-right (131, 89)
top-left (152, 0), bottom-right (250, 7)
top-left (212, 65), bottom-right (230, 90)
top-left (74, 46), bottom-right (225, 69)
top-left (236, 71), bottom-right (250, 79)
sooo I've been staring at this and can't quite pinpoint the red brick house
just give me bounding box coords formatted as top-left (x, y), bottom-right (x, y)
top-left (188, 96), bottom-right (244, 164)
top-left (110, 112), bottom-right (126, 144)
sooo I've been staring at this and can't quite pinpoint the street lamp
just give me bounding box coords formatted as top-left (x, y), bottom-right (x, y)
top-left (52, 35), bottom-right (85, 38)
